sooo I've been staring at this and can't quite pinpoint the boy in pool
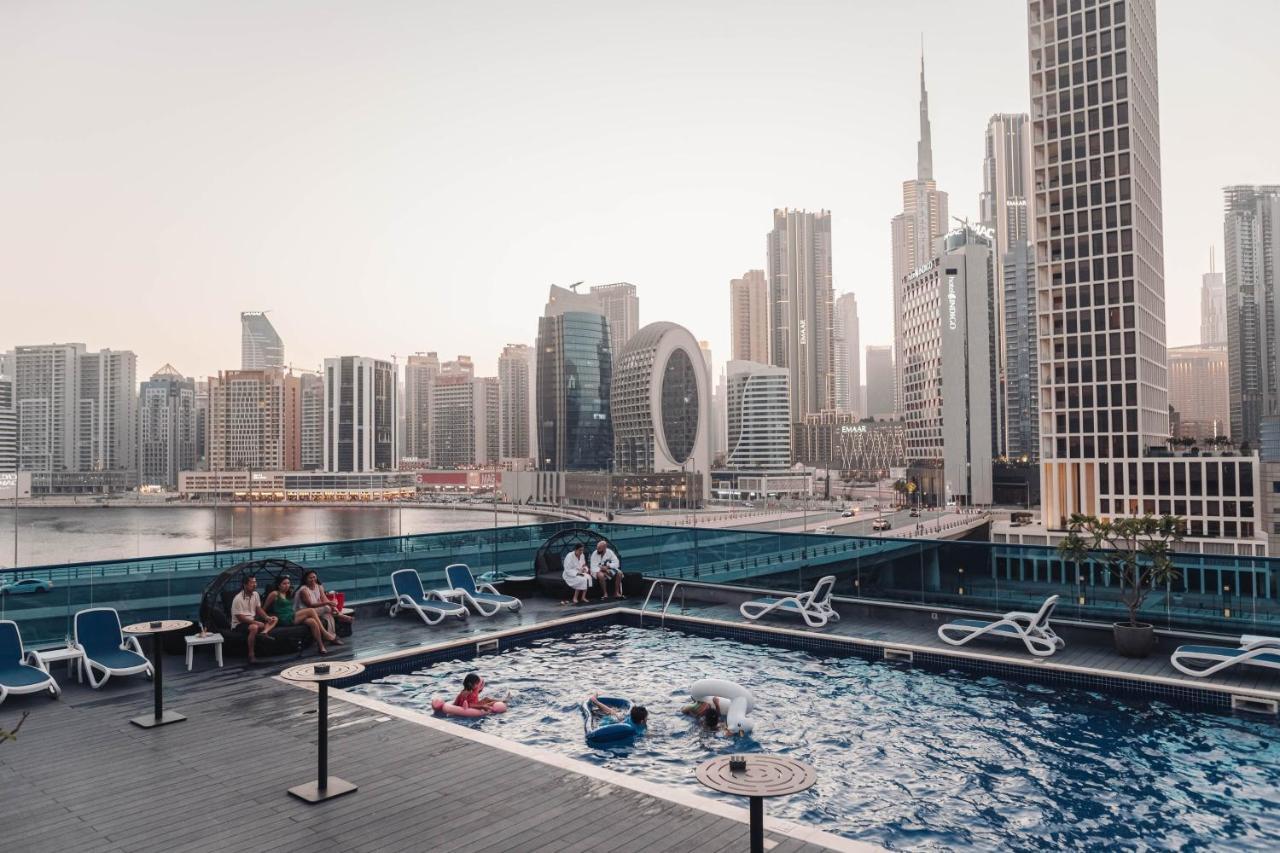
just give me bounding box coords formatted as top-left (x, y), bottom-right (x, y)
top-left (682, 699), bottom-right (727, 731)
top-left (588, 694), bottom-right (648, 728)
top-left (455, 673), bottom-right (503, 711)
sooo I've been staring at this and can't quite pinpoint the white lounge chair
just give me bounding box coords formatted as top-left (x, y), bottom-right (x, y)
top-left (1170, 634), bottom-right (1280, 678)
top-left (0, 620), bottom-right (60, 705)
top-left (389, 569), bottom-right (468, 626)
top-left (739, 576), bottom-right (839, 628)
top-left (73, 608), bottom-right (153, 688)
top-left (937, 595), bottom-right (1065, 657)
top-left (445, 564), bottom-right (522, 617)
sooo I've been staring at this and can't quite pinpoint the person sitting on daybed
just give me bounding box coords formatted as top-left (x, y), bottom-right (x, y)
top-left (230, 576), bottom-right (277, 664)
top-left (561, 543), bottom-right (591, 606)
top-left (296, 570), bottom-right (355, 635)
top-left (265, 576), bottom-right (340, 655)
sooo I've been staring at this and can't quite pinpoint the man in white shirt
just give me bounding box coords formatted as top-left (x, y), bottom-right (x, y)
top-left (229, 576), bottom-right (277, 664)
top-left (561, 543), bottom-right (591, 605)
top-left (590, 539), bottom-right (625, 599)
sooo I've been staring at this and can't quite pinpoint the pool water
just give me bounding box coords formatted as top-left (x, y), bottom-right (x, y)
top-left (350, 625), bottom-right (1280, 850)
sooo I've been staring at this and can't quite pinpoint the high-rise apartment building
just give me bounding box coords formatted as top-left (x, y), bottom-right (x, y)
top-left (1027, 0), bottom-right (1261, 550)
top-left (240, 312), bottom-right (284, 371)
top-left (194, 379), bottom-right (209, 470)
top-left (833, 293), bottom-right (861, 414)
top-left (536, 285), bottom-right (613, 471)
top-left (498, 343), bottom-right (534, 462)
top-left (891, 58), bottom-right (949, 416)
top-left (725, 361), bottom-right (791, 470)
top-left (864, 345), bottom-right (895, 420)
top-left (1003, 242), bottom-right (1040, 461)
top-left (768, 208), bottom-right (834, 421)
top-left (1201, 248), bottom-right (1226, 346)
top-left (0, 373), bottom-right (15, 473)
top-left (138, 365), bottom-right (196, 489)
top-left (207, 369), bottom-right (300, 471)
top-left (13, 344), bottom-right (83, 473)
top-left (901, 226), bottom-right (997, 505)
top-left (78, 349), bottom-right (137, 475)
top-left (589, 282), bottom-right (640, 355)
top-left (729, 270), bottom-right (769, 363)
top-left (403, 352), bottom-right (439, 461)
top-left (430, 372), bottom-right (499, 468)
top-left (323, 357), bottom-right (397, 472)
top-left (1224, 185), bottom-right (1280, 446)
top-left (300, 372), bottom-right (324, 470)
top-left (1168, 344), bottom-right (1228, 440)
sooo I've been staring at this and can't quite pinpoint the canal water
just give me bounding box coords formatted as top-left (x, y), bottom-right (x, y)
top-left (0, 505), bottom-right (551, 569)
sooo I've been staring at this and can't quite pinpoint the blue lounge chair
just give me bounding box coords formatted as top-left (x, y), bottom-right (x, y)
top-left (445, 564), bottom-right (522, 617)
top-left (0, 620), bottom-right (60, 705)
top-left (73, 608), bottom-right (153, 689)
top-left (1170, 634), bottom-right (1280, 678)
top-left (937, 595), bottom-right (1065, 657)
top-left (739, 576), bottom-right (839, 628)
top-left (389, 570), bottom-right (468, 626)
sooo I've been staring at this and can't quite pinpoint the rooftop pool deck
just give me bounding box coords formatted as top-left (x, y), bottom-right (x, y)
top-left (2, 584), bottom-right (1277, 852)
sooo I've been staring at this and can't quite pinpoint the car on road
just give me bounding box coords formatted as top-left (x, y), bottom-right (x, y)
top-left (815, 525), bottom-right (834, 535)
top-left (840, 508), bottom-right (856, 518)
top-left (0, 578), bottom-right (54, 595)
top-left (909, 508), bottom-right (920, 518)
top-left (743, 502), bottom-right (754, 509)
top-left (872, 518), bottom-right (891, 532)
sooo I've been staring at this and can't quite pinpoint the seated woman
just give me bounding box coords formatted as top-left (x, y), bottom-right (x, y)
top-left (560, 543), bottom-right (591, 606)
top-left (296, 570), bottom-right (355, 635)
top-left (265, 576), bottom-right (340, 655)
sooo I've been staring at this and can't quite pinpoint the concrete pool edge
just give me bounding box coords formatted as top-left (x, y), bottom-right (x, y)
top-left (283, 676), bottom-right (879, 853)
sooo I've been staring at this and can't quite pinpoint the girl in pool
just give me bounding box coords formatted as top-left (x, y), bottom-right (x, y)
top-left (455, 672), bottom-right (505, 712)
top-left (682, 698), bottom-right (727, 732)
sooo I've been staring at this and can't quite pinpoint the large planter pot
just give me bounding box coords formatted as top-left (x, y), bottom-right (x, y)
top-left (1113, 622), bottom-right (1156, 658)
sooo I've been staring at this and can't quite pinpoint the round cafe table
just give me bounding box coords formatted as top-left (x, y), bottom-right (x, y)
top-left (122, 619), bottom-right (193, 728)
top-left (279, 661), bottom-right (365, 803)
top-left (696, 754), bottom-right (816, 853)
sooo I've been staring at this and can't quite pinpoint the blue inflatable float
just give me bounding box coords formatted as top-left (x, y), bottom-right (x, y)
top-left (582, 696), bottom-right (644, 745)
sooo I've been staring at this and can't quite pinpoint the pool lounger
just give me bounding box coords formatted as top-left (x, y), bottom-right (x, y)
top-left (445, 563), bottom-right (523, 617)
top-left (739, 575), bottom-right (839, 628)
top-left (1169, 634), bottom-right (1280, 678)
top-left (936, 595), bottom-right (1065, 657)
top-left (389, 569), bottom-right (468, 626)
top-left (73, 607), bottom-right (154, 689)
top-left (0, 619), bottom-right (61, 706)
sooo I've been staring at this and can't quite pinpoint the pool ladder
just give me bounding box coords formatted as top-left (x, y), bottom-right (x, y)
top-left (640, 579), bottom-right (685, 627)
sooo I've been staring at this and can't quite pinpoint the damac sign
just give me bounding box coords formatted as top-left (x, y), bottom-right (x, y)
top-left (946, 275), bottom-right (958, 331)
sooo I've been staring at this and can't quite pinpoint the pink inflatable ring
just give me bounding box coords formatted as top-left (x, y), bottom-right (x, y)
top-left (431, 697), bottom-right (508, 717)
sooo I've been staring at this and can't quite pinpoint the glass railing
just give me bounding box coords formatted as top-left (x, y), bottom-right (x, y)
top-left (3, 520), bottom-right (1277, 646)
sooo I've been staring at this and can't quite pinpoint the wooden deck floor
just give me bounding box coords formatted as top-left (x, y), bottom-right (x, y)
top-left (0, 597), bottom-right (842, 853)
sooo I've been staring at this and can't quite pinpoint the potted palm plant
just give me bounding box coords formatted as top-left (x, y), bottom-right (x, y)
top-left (1058, 514), bottom-right (1183, 657)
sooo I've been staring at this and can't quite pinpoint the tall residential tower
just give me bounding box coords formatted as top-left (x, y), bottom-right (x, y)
top-left (240, 312), bottom-right (284, 371)
top-left (729, 270), bottom-right (770, 364)
top-left (768, 208), bottom-right (834, 421)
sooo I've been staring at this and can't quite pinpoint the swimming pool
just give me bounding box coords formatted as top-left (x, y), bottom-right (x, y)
top-left (349, 624), bottom-right (1280, 850)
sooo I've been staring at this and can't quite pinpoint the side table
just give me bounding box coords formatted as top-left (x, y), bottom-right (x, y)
top-left (280, 661), bottom-right (365, 803)
top-left (184, 632), bottom-right (225, 671)
top-left (696, 754), bottom-right (816, 853)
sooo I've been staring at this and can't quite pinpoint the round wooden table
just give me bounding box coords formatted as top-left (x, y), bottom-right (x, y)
top-left (696, 755), bottom-right (817, 853)
top-left (122, 620), bottom-right (193, 728)
top-left (279, 661), bottom-right (365, 803)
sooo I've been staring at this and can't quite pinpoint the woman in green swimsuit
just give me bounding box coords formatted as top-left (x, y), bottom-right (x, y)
top-left (265, 576), bottom-right (338, 655)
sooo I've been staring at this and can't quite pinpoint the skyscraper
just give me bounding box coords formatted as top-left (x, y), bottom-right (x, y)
top-left (299, 372), bottom-right (324, 470)
top-left (1201, 247), bottom-right (1226, 346)
top-left (78, 349), bottom-right (137, 476)
top-left (207, 369), bottom-right (300, 471)
top-left (138, 365), bottom-right (196, 489)
top-left (0, 373), bottom-right (15, 473)
top-left (430, 371), bottom-right (499, 468)
top-left (536, 285), bottom-right (613, 471)
top-left (768, 208), bottom-right (834, 421)
top-left (403, 352), bottom-right (439, 461)
top-left (194, 379), bottom-right (209, 470)
top-left (864, 345), bottom-right (895, 420)
top-left (589, 282), bottom-right (640, 355)
top-left (240, 312), bottom-right (284, 371)
top-left (833, 293), bottom-right (861, 414)
top-left (725, 361), bottom-right (791, 470)
top-left (1003, 242), bottom-right (1039, 461)
top-left (13, 344), bottom-right (82, 473)
top-left (1168, 344), bottom-right (1229, 440)
top-left (1026, 0), bottom-right (1256, 541)
top-left (323, 356), bottom-right (397, 472)
top-left (729, 270), bottom-right (769, 363)
top-left (1224, 186), bottom-right (1280, 445)
top-left (498, 343), bottom-right (534, 462)
top-left (891, 56), bottom-right (949, 416)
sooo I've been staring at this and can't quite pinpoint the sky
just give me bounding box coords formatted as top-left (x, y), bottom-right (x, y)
top-left (3, 0), bottom-right (1278, 381)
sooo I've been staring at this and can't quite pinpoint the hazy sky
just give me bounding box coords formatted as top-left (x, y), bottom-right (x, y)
top-left (3, 0), bottom-right (1278, 381)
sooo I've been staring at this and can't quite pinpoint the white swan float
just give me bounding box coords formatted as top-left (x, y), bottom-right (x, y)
top-left (689, 677), bottom-right (756, 734)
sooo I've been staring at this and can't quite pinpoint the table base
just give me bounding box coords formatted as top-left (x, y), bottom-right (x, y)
top-left (130, 710), bottom-right (187, 729)
top-left (288, 777), bottom-right (358, 803)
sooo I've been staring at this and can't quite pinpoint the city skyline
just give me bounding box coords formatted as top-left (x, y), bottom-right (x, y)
top-left (4, 2), bottom-right (1276, 382)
